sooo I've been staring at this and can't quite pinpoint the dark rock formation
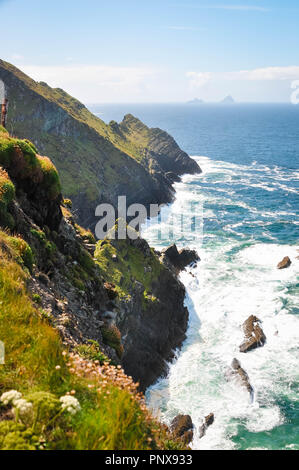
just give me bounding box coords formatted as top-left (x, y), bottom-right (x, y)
top-left (170, 414), bottom-right (193, 444)
top-left (119, 114), bottom-right (201, 176)
top-left (116, 241), bottom-right (189, 391)
top-left (277, 256), bottom-right (292, 269)
top-left (165, 171), bottom-right (181, 183)
top-left (239, 315), bottom-right (266, 353)
top-left (161, 244), bottom-right (199, 273)
top-left (199, 413), bottom-right (214, 439)
top-left (230, 359), bottom-right (254, 399)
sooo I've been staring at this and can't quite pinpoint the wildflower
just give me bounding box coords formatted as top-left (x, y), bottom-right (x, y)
top-left (55, 365), bottom-right (61, 370)
top-left (0, 390), bottom-right (22, 406)
top-left (13, 399), bottom-right (33, 416)
top-left (60, 395), bottom-right (81, 415)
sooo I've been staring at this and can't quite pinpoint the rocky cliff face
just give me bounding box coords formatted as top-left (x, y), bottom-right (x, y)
top-left (94, 237), bottom-right (188, 390)
top-left (0, 128), bottom-right (190, 390)
top-left (0, 60), bottom-right (201, 231)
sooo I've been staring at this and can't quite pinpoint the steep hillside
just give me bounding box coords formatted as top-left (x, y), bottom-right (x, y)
top-left (0, 60), bottom-right (201, 230)
top-left (0, 129), bottom-right (190, 448)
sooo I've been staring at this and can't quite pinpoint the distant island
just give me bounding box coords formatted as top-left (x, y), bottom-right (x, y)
top-left (220, 95), bottom-right (235, 104)
top-left (187, 98), bottom-right (205, 105)
top-left (187, 96), bottom-right (236, 105)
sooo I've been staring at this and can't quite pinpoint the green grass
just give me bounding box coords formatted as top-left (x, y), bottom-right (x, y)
top-left (94, 239), bottom-right (162, 299)
top-left (75, 340), bottom-right (111, 365)
top-left (0, 168), bottom-right (15, 229)
top-left (0, 229), bottom-right (183, 450)
top-left (0, 132), bottom-right (61, 200)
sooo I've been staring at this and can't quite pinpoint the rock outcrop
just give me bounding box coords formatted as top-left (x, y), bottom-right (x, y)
top-left (229, 359), bottom-right (254, 399)
top-left (161, 244), bottom-right (199, 273)
top-left (277, 256), bottom-right (292, 269)
top-left (239, 315), bottom-right (266, 353)
top-left (95, 237), bottom-right (189, 391)
top-left (170, 415), bottom-right (194, 445)
top-left (0, 60), bottom-right (201, 231)
top-left (199, 413), bottom-right (214, 439)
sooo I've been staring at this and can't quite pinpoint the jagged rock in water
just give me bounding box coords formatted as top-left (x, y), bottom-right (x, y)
top-left (230, 359), bottom-right (254, 399)
top-left (239, 315), bottom-right (266, 353)
top-left (170, 414), bottom-right (193, 444)
top-left (199, 413), bottom-right (214, 439)
top-left (277, 256), bottom-right (292, 269)
top-left (161, 244), bottom-right (199, 272)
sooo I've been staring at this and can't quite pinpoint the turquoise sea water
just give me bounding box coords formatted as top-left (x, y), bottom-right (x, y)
top-left (90, 103), bottom-right (299, 450)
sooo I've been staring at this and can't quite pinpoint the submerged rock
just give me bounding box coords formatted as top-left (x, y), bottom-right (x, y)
top-left (277, 256), bottom-right (292, 269)
top-left (199, 413), bottom-right (214, 439)
top-left (170, 414), bottom-right (193, 444)
top-left (239, 315), bottom-right (266, 353)
top-left (161, 244), bottom-right (199, 272)
top-left (230, 359), bottom-right (254, 399)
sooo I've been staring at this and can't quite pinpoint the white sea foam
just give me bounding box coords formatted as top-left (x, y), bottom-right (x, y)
top-left (142, 155), bottom-right (299, 450)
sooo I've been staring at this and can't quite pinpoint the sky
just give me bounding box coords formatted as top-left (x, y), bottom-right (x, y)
top-left (1, 0), bottom-right (299, 103)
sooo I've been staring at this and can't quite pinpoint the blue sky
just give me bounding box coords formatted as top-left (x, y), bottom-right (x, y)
top-left (1, 0), bottom-right (299, 102)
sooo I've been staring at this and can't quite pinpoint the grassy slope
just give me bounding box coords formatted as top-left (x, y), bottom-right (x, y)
top-left (0, 130), bottom-right (184, 450)
top-left (0, 235), bottom-right (180, 450)
top-left (0, 60), bottom-right (153, 165)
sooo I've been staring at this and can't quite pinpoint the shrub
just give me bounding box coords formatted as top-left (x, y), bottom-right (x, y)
top-left (75, 224), bottom-right (96, 244)
top-left (101, 325), bottom-right (124, 359)
top-left (0, 422), bottom-right (40, 450)
top-left (37, 156), bottom-right (61, 200)
top-left (32, 294), bottom-right (42, 304)
top-left (0, 168), bottom-right (15, 229)
top-left (75, 340), bottom-right (111, 365)
top-left (6, 235), bottom-right (34, 272)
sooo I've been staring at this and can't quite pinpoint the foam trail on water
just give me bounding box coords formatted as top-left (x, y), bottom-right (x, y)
top-left (142, 156), bottom-right (299, 450)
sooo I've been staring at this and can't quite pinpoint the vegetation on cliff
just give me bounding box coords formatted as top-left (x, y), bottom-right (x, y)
top-left (0, 60), bottom-right (201, 229)
top-left (0, 130), bottom-right (187, 450)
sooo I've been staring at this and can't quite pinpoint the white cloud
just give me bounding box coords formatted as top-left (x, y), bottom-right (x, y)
top-left (186, 71), bottom-right (213, 87)
top-left (187, 66), bottom-right (299, 88)
top-left (19, 64), bottom-right (156, 103)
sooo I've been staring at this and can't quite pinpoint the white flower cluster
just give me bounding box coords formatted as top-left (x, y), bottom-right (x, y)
top-left (0, 390), bottom-right (22, 405)
top-left (13, 398), bottom-right (33, 415)
top-left (0, 390), bottom-right (33, 417)
top-left (60, 395), bottom-right (81, 415)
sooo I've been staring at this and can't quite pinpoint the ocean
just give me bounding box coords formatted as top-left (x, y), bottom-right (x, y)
top-left (89, 103), bottom-right (299, 450)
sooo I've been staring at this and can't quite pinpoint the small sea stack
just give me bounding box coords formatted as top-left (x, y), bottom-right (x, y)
top-left (239, 315), bottom-right (266, 353)
top-left (170, 414), bottom-right (194, 445)
top-left (229, 359), bottom-right (254, 400)
top-left (161, 244), bottom-right (199, 273)
top-left (277, 256), bottom-right (292, 269)
top-left (199, 413), bottom-right (215, 439)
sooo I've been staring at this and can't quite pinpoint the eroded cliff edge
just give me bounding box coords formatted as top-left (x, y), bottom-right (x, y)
top-left (0, 60), bottom-right (201, 230)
